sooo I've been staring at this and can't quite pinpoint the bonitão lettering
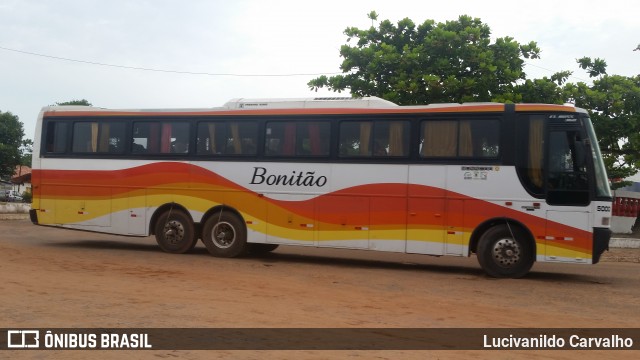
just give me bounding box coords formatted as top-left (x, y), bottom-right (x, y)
top-left (250, 167), bottom-right (327, 187)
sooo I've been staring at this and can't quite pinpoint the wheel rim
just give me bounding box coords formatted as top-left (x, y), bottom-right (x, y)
top-left (163, 220), bottom-right (185, 245)
top-left (491, 238), bottom-right (521, 268)
top-left (211, 221), bottom-right (236, 249)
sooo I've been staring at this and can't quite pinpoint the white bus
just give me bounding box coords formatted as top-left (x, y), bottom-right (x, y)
top-left (30, 97), bottom-right (612, 277)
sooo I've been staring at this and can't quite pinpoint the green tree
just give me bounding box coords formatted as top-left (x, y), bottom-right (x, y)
top-left (20, 138), bottom-right (33, 166)
top-left (55, 99), bottom-right (92, 106)
top-left (311, 14), bottom-right (640, 185)
top-left (569, 58), bottom-right (640, 188)
top-left (0, 110), bottom-right (25, 180)
top-left (498, 70), bottom-right (572, 104)
top-left (308, 14), bottom-right (540, 105)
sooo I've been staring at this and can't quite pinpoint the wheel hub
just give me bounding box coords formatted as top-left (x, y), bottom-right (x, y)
top-left (492, 238), bottom-right (521, 267)
top-left (163, 220), bottom-right (185, 245)
top-left (212, 222), bottom-right (236, 248)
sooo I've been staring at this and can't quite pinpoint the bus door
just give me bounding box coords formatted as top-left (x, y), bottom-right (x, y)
top-left (544, 118), bottom-right (591, 262)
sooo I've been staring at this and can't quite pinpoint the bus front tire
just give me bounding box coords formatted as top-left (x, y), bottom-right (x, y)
top-left (201, 212), bottom-right (247, 258)
top-left (154, 210), bottom-right (197, 254)
top-left (476, 224), bottom-right (534, 278)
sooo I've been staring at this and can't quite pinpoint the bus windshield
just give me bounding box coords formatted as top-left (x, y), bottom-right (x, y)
top-left (584, 117), bottom-right (612, 199)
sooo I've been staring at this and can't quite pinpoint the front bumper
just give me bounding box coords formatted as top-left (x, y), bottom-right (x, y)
top-left (592, 227), bottom-right (611, 264)
top-left (29, 209), bottom-right (38, 225)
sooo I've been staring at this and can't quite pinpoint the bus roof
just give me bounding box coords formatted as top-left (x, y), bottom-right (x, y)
top-left (40, 97), bottom-right (586, 117)
top-left (223, 96), bottom-right (398, 109)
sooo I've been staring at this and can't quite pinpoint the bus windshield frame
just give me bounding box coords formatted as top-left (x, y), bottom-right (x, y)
top-left (584, 117), bottom-right (612, 200)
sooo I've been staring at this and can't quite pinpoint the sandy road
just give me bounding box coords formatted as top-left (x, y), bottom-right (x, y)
top-left (1, 219), bottom-right (639, 359)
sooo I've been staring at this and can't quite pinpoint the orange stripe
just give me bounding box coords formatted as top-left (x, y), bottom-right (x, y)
top-left (33, 163), bottom-right (593, 252)
top-left (515, 104), bottom-right (577, 112)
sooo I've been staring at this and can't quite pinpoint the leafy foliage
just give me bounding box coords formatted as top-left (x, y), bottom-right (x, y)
top-left (570, 69), bottom-right (640, 188)
top-left (309, 15), bottom-right (540, 105)
top-left (310, 13), bottom-right (640, 186)
top-left (55, 99), bottom-right (92, 106)
top-left (20, 139), bottom-right (33, 167)
top-left (0, 110), bottom-right (24, 179)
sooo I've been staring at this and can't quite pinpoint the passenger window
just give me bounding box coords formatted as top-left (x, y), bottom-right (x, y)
top-left (420, 119), bottom-right (499, 158)
top-left (340, 120), bottom-right (410, 158)
top-left (44, 121), bottom-right (68, 153)
top-left (265, 121), bottom-right (330, 157)
top-left (197, 121), bottom-right (258, 155)
top-left (373, 120), bottom-right (410, 157)
top-left (516, 115), bottom-right (545, 196)
top-left (132, 122), bottom-right (159, 154)
top-left (339, 121), bottom-right (372, 157)
top-left (132, 122), bottom-right (189, 154)
top-left (461, 120), bottom-right (500, 158)
top-left (72, 122), bottom-right (126, 153)
top-left (420, 121), bottom-right (458, 157)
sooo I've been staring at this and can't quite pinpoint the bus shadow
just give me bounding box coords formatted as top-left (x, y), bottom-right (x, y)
top-left (46, 238), bottom-right (483, 276)
top-left (46, 239), bottom-right (605, 283)
top-left (256, 252), bottom-right (605, 284)
top-left (255, 251), bottom-right (483, 277)
top-left (523, 270), bottom-right (612, 284)
top-left (44, 239), bottom-right (178, 253)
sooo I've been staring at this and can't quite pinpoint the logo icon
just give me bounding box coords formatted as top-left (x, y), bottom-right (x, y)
top-left (7, 330), bottom-right (40, 348)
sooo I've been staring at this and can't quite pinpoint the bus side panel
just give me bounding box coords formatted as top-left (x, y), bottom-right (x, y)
top-left (266, 194), bottom-right (316, 246)
top-left (38, 183), bottom-right (111, 228)
top-left (316, 194), bottom-right (369, 249)
top-left (110, 187), bottom-right (147, 236)
top-left (369, 194), bottom-right (407, 252)
top-left (406, 165), bottom-right (446, 255)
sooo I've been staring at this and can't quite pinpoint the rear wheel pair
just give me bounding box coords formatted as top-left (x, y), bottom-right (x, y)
top-left (154, 210), bottom-right (278, 256)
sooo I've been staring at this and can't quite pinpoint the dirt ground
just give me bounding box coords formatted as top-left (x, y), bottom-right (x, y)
top-left (1, 218), bottom-right (639, 359)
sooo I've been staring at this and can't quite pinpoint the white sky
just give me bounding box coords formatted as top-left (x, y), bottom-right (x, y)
top-left (1, 0), bottom-right (639, 140)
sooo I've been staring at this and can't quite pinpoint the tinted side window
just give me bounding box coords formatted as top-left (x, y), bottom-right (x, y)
top-left (340, 120), bottom-right (411, 158)
top-left (420, 119), bottom-right (500, 158)
top-left (72, 122), bottom-right (126, 153)
top-left (132, 122), bottom-right (190, 154)
top-left (44, 121), bottom-right (68, 154)
top-left (515, 115), bottom-right (545, 196)
top-left (421, 121), bottom-right (458, 157)
top-left (339, 121), bottom-right (372, 157)
top-left (460, 120), bottom-right (500, 158)
top-left (265, 121), bottom-right (330, 157)
top-left (197, 121), bottom-right (258, 155)
top-left (373, 120), bottom-right (410, 157)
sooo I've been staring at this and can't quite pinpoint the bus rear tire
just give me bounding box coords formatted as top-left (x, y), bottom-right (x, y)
top-left (154, 209), bottom-right (197, 254)
top-left (201, 212), bottom-right (247, 258)
top-left (477, 224), bottom-right (534, 278)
